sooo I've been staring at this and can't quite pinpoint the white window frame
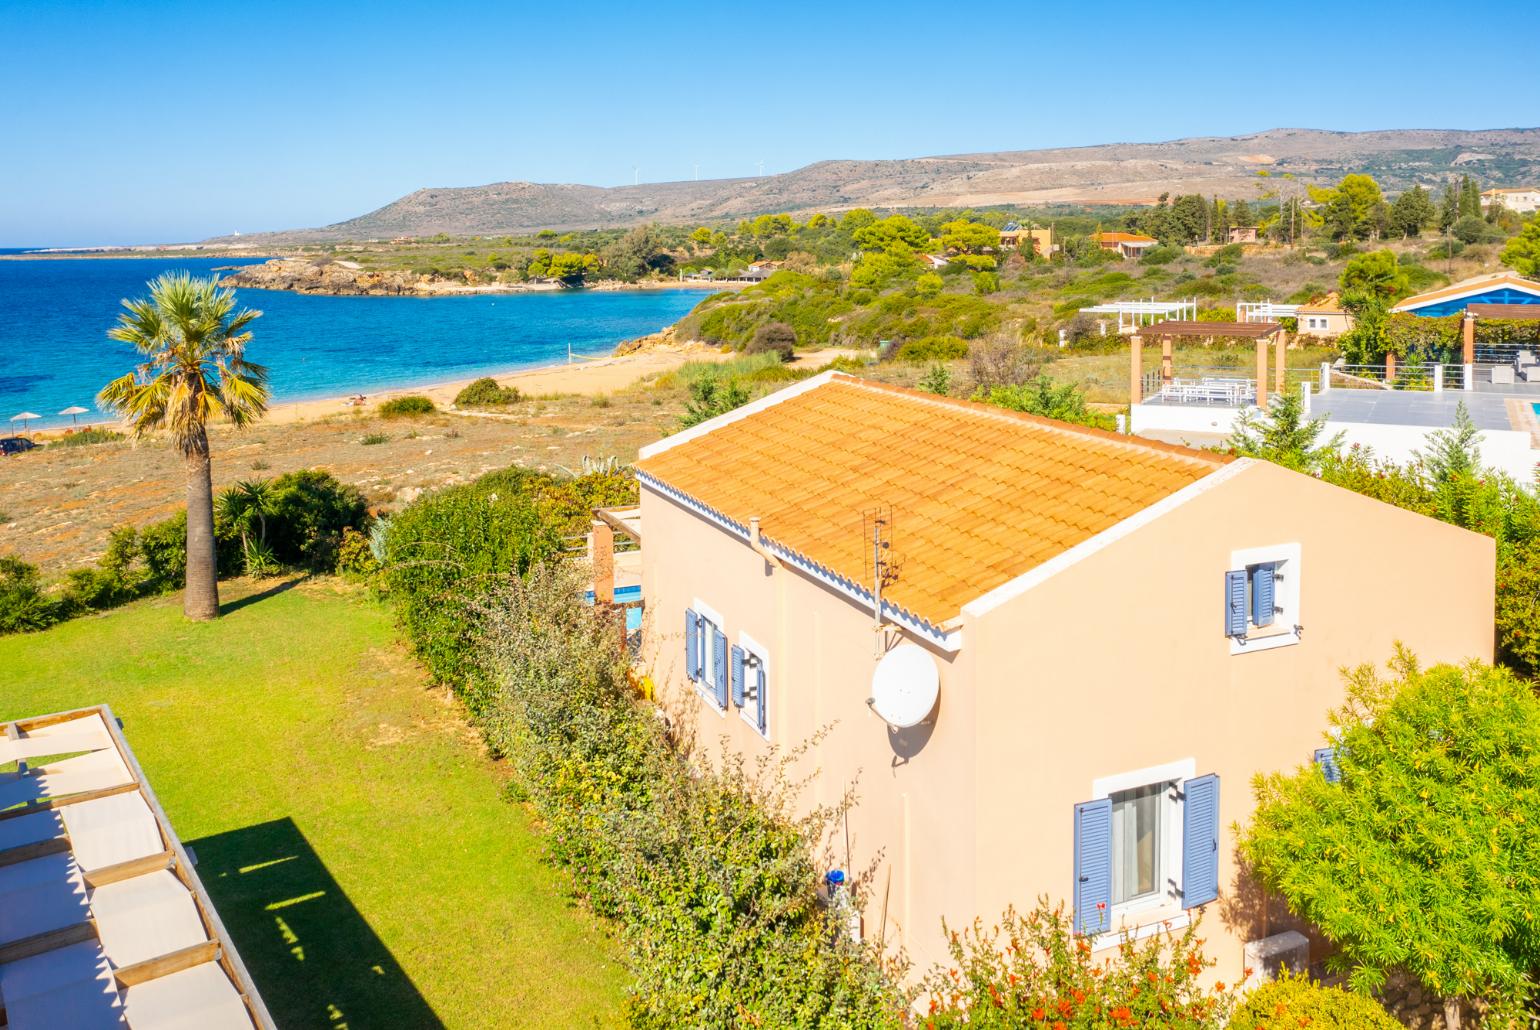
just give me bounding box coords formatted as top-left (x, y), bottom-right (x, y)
top-left (1092, 758), bottom-right (1195, 922)
top-left (1229, 542), bottom-right (1303, 655)
top-left (737, 631), bottom-right (771, 740)
top-left (691, 597), bottom-right (728, 715)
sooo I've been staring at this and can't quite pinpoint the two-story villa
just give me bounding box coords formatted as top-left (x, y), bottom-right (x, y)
top-left (629, 371), bottom-right (1494, 977)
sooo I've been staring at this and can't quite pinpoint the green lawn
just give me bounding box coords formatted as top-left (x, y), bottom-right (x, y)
top-left (0, 578), bottom-right (626, 1029)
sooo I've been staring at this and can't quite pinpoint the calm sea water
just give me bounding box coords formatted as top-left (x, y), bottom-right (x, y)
top-left (0, 253), bottom-right (707, 429)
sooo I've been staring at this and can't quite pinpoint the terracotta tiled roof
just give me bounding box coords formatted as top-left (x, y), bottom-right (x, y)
top-left (1094, 231), bottom-right (1158, 245)
top-left (636, 374), bottom-right (1228, 628)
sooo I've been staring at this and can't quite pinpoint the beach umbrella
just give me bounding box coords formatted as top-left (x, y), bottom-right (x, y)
top-left (9, 412), bottom-right (40, 434)
top-left (59, 405), bottom-right (89, 427)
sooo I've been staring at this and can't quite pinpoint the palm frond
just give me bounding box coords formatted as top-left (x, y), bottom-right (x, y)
top-left (99, 273), bottom-right (270, 453)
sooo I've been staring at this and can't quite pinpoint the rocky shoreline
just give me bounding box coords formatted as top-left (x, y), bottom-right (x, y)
top-left (215, 256), bottom-right (729, 298)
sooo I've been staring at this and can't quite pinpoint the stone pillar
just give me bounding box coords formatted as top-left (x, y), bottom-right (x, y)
top-left (1255, 338), bottom-right (1269, 408)
top-left (1385, 351), bottom-right (1397, 382)
top-left (1274, 333), bottom-right (1287, 397)
top-left (591, 519), bottom-right (615, 605)
top-left (1462, 315), bottom-right (1476, 364)
top-left (1129, 334), bottom-right (1143, 404)
top-left (1160, 336), bottom-right (1173, 385)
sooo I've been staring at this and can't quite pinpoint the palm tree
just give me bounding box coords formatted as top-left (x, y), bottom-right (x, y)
top-left (217, 478), bottom-right (277, 573)
top-left (100, 273), bottom-right (268, 620)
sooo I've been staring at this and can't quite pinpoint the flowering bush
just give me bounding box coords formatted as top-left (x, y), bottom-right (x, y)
top-left (1230, 971), bottom-right (1400, 1030)
top-left (921, 902), bottom-right (1238, 1030)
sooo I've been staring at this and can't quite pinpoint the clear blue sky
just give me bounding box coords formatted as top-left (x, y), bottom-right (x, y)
top-left (4, 0), bottom-right (1535, 246)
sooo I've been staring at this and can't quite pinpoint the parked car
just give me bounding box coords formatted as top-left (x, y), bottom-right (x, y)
top-left (1, 436), bottom-right (37, 455)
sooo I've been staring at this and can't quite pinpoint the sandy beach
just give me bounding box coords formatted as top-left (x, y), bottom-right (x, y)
top-left (261, 344), bottom-right (722, 425)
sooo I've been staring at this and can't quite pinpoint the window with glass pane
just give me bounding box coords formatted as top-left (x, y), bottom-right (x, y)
top-left (1110, 783), bottom-right (1164, 904)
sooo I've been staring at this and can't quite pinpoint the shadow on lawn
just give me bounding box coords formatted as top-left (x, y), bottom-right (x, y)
top-left (189, 817), bottom-right (444, 1029)
top-left (219, 575), bottom-right (307, 616)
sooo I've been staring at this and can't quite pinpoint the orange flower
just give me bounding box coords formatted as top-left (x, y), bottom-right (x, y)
top-left (1032, 1007), bottom-right (1046, 1021)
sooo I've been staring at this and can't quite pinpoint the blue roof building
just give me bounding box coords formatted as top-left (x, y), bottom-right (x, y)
top-left (1391, 273), bottom-right (1540, 317)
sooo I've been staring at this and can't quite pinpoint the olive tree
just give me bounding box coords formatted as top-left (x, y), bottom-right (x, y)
top-left (1240, 650), bottom-right (1540, 1027)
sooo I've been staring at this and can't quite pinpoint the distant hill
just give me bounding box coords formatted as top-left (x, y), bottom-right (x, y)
top-left (214, 127), bottom-right (1540, 244)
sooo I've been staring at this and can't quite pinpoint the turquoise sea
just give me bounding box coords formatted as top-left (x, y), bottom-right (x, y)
top-left (0, 252), bottom-right (708, 430)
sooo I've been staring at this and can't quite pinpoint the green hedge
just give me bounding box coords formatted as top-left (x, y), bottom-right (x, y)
top-left (381, 464), bottom-right (635, 707)
top-left (472, 565), bottom-right (901, 1027)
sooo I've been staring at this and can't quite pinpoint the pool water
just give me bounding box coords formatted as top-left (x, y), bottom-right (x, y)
top-left (584, 585), bottom-right (643, 631)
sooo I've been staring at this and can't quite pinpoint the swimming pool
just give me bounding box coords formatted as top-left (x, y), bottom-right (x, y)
top-left (584, 585), bottom-right (643, 631)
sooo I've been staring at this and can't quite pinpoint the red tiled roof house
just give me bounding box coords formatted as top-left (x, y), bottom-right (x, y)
top-left (631, 372), bottom-right (1493, 979)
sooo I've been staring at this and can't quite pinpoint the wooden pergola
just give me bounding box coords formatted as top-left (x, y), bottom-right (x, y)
top-left (1129, 320), bottom-right (1289, 407)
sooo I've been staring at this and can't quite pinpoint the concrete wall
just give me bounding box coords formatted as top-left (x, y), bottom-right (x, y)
top-left (639, 459), bottom-right (1494, 982)
top-left (1130, 403), bottom-right (1540, 480)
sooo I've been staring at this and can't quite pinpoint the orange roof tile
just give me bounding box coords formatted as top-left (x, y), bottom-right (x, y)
top-left (636, 374), bottom-right (1229, 628)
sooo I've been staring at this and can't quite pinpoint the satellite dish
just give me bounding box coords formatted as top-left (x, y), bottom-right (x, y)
top-left (869, 644), bottom-right (939, 729)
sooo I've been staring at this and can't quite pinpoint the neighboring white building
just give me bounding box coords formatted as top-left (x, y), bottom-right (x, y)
top-left (1482, 187), bottom-right (1540, 214)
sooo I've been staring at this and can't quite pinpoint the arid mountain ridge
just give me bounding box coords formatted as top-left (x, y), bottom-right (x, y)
top-left (219, 127), bottom-right (1540, 244)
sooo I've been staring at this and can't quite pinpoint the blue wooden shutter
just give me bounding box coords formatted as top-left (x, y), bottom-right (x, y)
top-left (1314, 747), bottom-right (1342, 784)
top-left (754, 662), bottom-right (768, 734)
top-left (1251, 563), bottom-right (1276, 627)
top-left (1073, 798), bottom-right (1113, 936)
top-left (1224, 571), bottom-right (1247, 638)
top-left (1182, 774), bottom-right (1221, 909)
top-left (712, 628), bottom-right (728, 708)
top-left (685, 609), bottom-right (699, 682)
top-left (730, 645), bottom-right (746, 707)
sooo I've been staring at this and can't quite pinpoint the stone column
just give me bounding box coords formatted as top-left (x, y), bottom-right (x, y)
top-left (1160, 336), bottom-right (1174, 385)
top-left (1129, 334), bottom-right (1143, 404)
top-left (1385, 351), bottom-right (1397, 382)
top-left (1462, 315), bottom-right (1476, 364)
top-left (1255, 338), bottom-right (1269, 408)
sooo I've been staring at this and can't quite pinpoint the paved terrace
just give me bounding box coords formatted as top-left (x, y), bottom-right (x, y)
top-left (1312, 390), bottom-right (1526, 430)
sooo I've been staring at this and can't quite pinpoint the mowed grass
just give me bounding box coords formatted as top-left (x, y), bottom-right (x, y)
top-left (0, 578), bottom-right (625, 1029)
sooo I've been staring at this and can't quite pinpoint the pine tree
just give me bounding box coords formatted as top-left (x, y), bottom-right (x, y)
top-left (1438, 183), bottom-right (1460, 233)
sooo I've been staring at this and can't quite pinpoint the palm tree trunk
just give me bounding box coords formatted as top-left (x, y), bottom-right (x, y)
top-left (184, 429), bottom-right (219, 620)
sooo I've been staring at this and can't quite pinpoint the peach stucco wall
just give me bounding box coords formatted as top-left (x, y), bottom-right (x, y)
top-left (639, 457), bottom-right (1494, 980)
top-left (639, 484), bottom-right (983, 973)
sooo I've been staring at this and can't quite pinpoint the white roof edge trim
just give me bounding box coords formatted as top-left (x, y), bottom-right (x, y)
top-left (638, 474), bottom-right (963, 653)
top-left (1392, 275), bottom-right (1540, 312)
top-left (960, 458), bottom-right (1256, 619)
top-left (636, 369), bottom-right (842, 461)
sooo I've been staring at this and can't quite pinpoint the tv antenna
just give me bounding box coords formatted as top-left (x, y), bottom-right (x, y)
top-left (862, 506), bottom-right (900, 658)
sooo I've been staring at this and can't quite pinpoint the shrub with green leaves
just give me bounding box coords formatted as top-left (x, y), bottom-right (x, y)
top-left (382, 464), bottom-right (635, 704)
top-left (0, 556), bottom-right (62, 635)
top-left (454, 377), bottom-right (522, 407)
top-left (51, 427), bottom-right (125, 448)
top-left (1240, 651), bottom-right (1540, 1023)
top-left (377, 394), bottom-right (436, 418)
top-left (265, 469), bottom-right (369, 571)
top-left (471, 564), bottom-right (902, 1028)
top-left (1230, 971), bottom-right (1400, 1030)
top-left (894, 335), bottom-right (968, 363)
top-left (922, 902), bottom-right (1237, 1029)
top-left (977, 375), bottom-right (1116, 431)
